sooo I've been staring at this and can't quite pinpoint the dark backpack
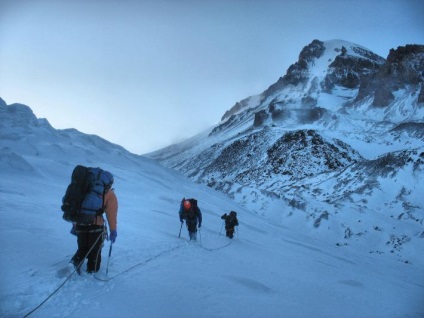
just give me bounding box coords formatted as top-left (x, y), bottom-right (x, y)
top-left (184, 198), bottom-right (198, 219)
top-left (61, 165), bottom-right (114, 224)
top-left (227, 211), bottom-right (238, 227)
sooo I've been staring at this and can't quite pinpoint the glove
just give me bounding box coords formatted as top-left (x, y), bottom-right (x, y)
top-left (70, 225), bottom-right (76, 236)
top-left (198, 223), bottom-right (201, 228)
top-left (110, 230), bottom-right (117, 243)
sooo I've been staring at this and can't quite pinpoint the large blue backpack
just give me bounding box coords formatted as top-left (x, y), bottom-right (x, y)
top-left (61, 165), bottom-right (114, 224)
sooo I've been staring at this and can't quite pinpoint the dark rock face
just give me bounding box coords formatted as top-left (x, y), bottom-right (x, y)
top-left (356, 44), bottom-right (424, 107)
top-left (261, 40), bottom-right (326, 101)
top-left (253, 110), bottom-right (269, 127)
top-left (269, 100), bottom-right (285, 120)
top-left (266, 130), bottom-right (362, 177)
top-left (323, 46), bottom-right (384, 91)
top-left (373, 87), bottom-right (395, 107)
top-left (390, 122), bottom-right (424, 139)
top-left (221, 97), bottom-right (251, 121)
top-left (361, 148), bottom-right (424, 177)
top-left (201, 129), bottom-right (363, 188)
top-left (210, 114), bottom-right (238, 135)
top-left (209, 106), bottom-right (256, 136)
top-left (298, 39), bottom-right (327, 63)
top-left (284, 39), bottom-right (326, 87)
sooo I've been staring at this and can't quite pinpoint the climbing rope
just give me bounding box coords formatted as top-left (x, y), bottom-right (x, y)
top-left (23, 231), bottom-right (103, 317)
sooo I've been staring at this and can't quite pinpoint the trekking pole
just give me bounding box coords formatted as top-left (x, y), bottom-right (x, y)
top-left (106, 242), bottom-right (113, 275)
top-left (178, 222), bottom-right (183, 238)
top-left (199, 227), bottom-right (202, 243)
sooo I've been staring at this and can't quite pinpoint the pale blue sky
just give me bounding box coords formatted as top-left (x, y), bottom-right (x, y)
top-left (1, 0), bottom-right (423, 154)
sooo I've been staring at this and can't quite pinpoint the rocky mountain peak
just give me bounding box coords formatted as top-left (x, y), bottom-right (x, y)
top-left (284, 39), bottom-right (326, 86)
top-left (220, 39), bottom-right (390, 124)
top-left (148, 39), bottom-right (424, 256)
top-left (260, 40), bottom-right (326, 98)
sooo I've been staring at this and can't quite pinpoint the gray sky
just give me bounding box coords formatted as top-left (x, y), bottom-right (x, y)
top-left (1, 0), bottom-right (423, 154)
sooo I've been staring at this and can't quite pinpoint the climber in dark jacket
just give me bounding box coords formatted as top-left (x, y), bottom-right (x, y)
top-left (221, 211), bottom-right (239, 239)
top-left (179, 198), bottom-right (202, 241)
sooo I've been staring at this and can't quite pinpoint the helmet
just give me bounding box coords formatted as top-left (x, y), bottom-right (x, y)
top-left (183, 200), bottom-right (191, 210)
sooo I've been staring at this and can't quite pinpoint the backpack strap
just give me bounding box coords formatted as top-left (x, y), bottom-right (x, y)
top-left (99, 188), bottom-right (106, 215)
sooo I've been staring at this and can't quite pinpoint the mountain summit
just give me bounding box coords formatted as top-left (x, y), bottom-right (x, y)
top-left (147, 39), bottom-right (424, 258)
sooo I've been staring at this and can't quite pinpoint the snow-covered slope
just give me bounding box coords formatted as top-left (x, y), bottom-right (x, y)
top-left (1, 99), bottom-right (423, 317)
top-left (147, 40), bottom-right (424, 266)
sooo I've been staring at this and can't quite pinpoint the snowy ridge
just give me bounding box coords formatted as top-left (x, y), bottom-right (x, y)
top-left (1, 98), bottom-right (423, 317)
